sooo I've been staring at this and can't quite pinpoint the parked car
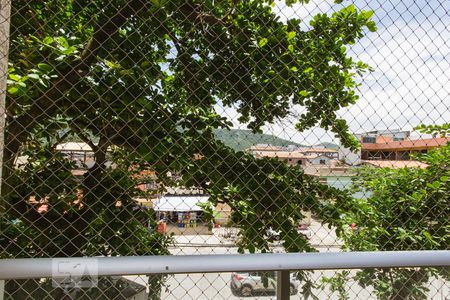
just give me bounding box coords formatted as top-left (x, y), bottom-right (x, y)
top-left (230, 271), bottom-right (299, 296)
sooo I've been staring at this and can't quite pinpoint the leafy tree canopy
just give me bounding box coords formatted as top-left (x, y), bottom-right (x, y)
top-left (2, 1), bottom-right (378, 297)
top-left (6, 0), bottom-right (375, 160)
top-left (3, 0), bottom-right (375, 268)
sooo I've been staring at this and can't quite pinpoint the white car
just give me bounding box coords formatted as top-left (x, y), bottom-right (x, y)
top-left (230, 271), bottom-right (299, 297)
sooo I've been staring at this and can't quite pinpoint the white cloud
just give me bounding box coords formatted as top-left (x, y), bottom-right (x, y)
top-left (272, 0), bottom-right (335, 25)
top-left (215, 1), bottom-right (450, 146)
top-left (342, 17), bottom-right (450, 135)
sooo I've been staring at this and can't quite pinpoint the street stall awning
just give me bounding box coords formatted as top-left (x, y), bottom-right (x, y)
top-left (153, 196), bottom-right (209, 212)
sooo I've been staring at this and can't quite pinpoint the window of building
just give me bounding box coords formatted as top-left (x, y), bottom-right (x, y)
top-left (362, 136), bottom-right (376, 143)
top-left (319, 159), bottom-right (326, 165)
top-left (144, 182), bottom-right (157, 190)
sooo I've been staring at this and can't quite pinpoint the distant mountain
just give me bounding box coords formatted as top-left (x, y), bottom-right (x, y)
top-left (64, 127), bottom-right (318, 152)
top-left (214, 128), bottom-right (306, 152)
top-left (314, 142), bottom-right (339, 150)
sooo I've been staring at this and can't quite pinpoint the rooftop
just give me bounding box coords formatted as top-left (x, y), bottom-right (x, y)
top-left (254, 151), bottom-right (315, 159)
top-left (303, 160), bottom-right (355, 176)
top-left (358, 129), bottom-right (410, 135)
top-left (56, 142), bottom-right (93, 152)
top-left (360, 160), bottom-right (428, 169)
top-left (247, 145), bottom-right (283, 152)
top-left (298, 148), bottom-right (338, 153)
top-left (361, 137), bottom-right (450, 151)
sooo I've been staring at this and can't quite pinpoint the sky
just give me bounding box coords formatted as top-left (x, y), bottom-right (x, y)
top-left (217, 0), bottom-right (450, 146)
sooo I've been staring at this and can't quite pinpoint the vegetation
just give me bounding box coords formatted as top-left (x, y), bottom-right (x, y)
top-left (214, 128), bottom-right (305, 151)
top-left (215, 129), bottom-right (340, 152)
top-left (2, 0), bottom-right (376, 298)
top-left (324, 124), bottom-right (450, 299)
top-left (314, 142), bottom-right (339, 150)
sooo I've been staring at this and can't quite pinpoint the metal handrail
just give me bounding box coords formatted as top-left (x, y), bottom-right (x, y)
top-left (0, 250), bottom-right (449, 280)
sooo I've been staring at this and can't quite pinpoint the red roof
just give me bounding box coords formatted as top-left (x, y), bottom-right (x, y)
top-left (362, 137), bottom-right (450, 151)
top-left (361, 160), bottom-right (428, 169)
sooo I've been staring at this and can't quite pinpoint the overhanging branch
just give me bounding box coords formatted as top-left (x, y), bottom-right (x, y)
top-left (4, 0), bottom-right (149, 166)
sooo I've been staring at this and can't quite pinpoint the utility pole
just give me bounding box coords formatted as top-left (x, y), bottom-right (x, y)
top-left (0, 0), bottom-right (10, 198)
top-left (0, 1), bottom-right (11, 299)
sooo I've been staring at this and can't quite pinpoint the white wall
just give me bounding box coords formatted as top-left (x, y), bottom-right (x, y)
top-left (308, 155), bottom-right (332, 165)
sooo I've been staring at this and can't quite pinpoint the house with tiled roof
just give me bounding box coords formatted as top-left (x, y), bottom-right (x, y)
top-left (339, 129), bottom-right (449, 168)
top-left (360, 136), bottom-right (450, 161)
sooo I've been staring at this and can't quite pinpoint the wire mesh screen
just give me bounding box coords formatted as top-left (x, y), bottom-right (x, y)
top-left (0, 0), bottom-right (449, 299)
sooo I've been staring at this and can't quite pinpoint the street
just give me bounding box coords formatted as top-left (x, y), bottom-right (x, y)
top-left (124, 221), bottom-right (449, 299)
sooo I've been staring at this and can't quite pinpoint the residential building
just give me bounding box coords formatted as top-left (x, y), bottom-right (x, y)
top-left (248, 144), bottom-right (352, 186)
top-left (246, 144), bottom-right (283, 154)
top-left (248, 146), bottom-right (339, 167)
top-left (356, 129), bottom-right (410, 144)
top-left (299, 148), bottom-right (339, 159)
top-left (339, 129), bottom-right (449, 167)
top-left (252, 150), bottom-right (313, 166)
top-left (360, 136), bottom-right (450, 161)
top-left (56, 142), bottom-right (96, 169)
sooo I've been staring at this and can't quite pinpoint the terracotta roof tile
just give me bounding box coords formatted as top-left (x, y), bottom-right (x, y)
top-left (360, 160), bottom-right (428, 169)
top-left (362, 137), bottom-right (450, 151)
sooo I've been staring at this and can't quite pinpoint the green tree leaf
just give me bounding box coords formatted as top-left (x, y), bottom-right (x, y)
top-left (258, 38), bottom-right (269, 47)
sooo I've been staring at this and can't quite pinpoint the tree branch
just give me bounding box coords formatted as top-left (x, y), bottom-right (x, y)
top-left (162, 23), bottom-right (182, 54)
top-left (69, 121), bottom-right (98, 152)
top-left (4, 0), bottom-right (149, 170)
top-left (221, 0), bottom-right (239, 21)
top-left (49, 129), bottom-right (72, 151)
top-left (178, 3), bottom-right (227, 26)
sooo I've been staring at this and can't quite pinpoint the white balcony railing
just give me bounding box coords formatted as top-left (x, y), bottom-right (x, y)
top-left (1, 251), bottom-right (449, 300)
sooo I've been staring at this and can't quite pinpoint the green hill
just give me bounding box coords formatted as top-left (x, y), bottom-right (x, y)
top-left (63, 128), bottom-right (308, 152)
top-left (214, 128), bottom-right (306, 151)
top-left (314, 142), bottom-right (339, 150)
